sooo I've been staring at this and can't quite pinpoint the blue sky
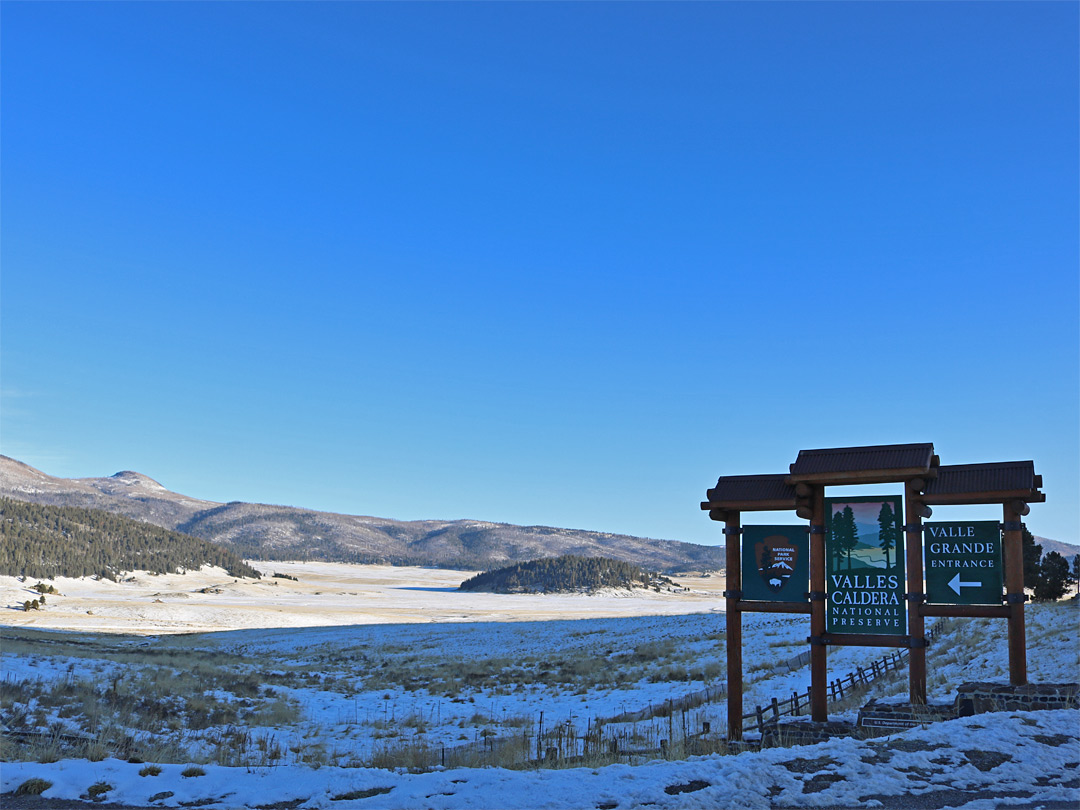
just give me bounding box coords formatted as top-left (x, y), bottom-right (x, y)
top-left (3, 2), bottom-right (1077, 546)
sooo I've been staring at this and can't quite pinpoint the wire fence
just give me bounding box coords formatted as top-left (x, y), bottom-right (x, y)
top-left (432, 624), bottom-right (944, 767)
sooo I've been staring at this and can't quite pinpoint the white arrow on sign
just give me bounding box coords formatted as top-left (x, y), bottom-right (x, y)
top-left (948, 573), bottom-right (980, 596)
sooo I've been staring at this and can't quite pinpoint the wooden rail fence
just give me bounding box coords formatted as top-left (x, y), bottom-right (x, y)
top-left (742, 624), bottom-right (942, 735)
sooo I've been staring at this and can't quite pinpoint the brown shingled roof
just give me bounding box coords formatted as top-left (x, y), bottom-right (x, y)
top-left (923, 461), bottom-right (1043, 503)
top-left (705, 474), bottom-right (795, 504)
top-left (702, 445), bottom-right (1045, 518)
top-left (791, 443), bottom-right (935, 476)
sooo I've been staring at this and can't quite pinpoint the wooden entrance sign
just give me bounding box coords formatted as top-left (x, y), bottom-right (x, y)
top-left (702, 444), bottom-right (1044, 741)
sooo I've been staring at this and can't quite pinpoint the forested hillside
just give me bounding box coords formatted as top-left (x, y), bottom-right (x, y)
top-left (459, 555), bottom-right (677, 594)
top-left (0, 498), bottom-right (261, 580)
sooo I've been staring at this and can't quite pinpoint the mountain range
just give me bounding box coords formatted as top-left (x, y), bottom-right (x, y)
top-left (0, 456), bottom-right (724, 572)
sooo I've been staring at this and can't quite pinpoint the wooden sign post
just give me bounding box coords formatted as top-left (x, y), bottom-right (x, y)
top-left (702, 444), bottom-right (1044, 741)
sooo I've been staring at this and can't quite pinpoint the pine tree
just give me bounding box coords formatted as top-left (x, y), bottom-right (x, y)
top-left (841, 506), bottom-right (859, 570)
top-left (1034, 551), bottom-right (1069, 601)
top-left (1021, 528), bottom-right (1042, 590)
top-left (877, 502), bottom-right (896, 570)
top-left (830, 510), bottom-right (846, 572)
top-left (759, 544), bottom-right (774, 575)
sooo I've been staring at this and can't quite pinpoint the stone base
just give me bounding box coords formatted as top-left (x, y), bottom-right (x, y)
top-left (955, 682), bottom-right (1080, 716)
top-left (760, 719), bottom-right (857, 747)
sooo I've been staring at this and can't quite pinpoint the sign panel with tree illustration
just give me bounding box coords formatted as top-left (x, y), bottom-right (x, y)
top-left (741, 525), bottom-right (810, 602)
top-left (825, 495), bottom-right (906, 635)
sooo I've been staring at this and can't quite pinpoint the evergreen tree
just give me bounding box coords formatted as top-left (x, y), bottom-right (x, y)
top-left (1021, 528), bottom-right (1042, 590)
top-left (1034, 551), bottom-right (1069, 602)
top-left (759, 544), bottom-right (774, 575)
top-left (1071, 554), bottom-right (1080, 591)
top-left (877, 501), bottom-right (897, 570)
top-left (830, 510), bottom-right (846, 572)
top-left (841, 506), bottom-right (859, 570)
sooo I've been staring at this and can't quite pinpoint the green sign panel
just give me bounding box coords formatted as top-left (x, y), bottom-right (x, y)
top-left (825, 495), bottom-right (906, 635)
top-left (742, 525), bottom-right (810, 602)
top-left (924, 521), bottom-right (1003, 605)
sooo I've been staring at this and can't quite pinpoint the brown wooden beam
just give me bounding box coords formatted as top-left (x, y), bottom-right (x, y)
top-left (905, 480), bottom-right (927, 705)
top-left (736, 601), bottom-right (813, 615)
top-left (921, 604), bottom-right (1011, 619)
top-left (810, 486), bottom-right (828, 722)
top-left (725, 512), bottom-right (743, 742)
top-left (701, 499), bottom-right (797, 513)
top-left (922, 491), bottom-right (1045, 505)
top-left (1002, 502), bottom-right (1027, 685)
top-left (787, 467), bottom-right (931, 486)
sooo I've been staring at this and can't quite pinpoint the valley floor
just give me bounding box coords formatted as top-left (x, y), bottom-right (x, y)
top-left (0, 562), bottom-right (726, 634)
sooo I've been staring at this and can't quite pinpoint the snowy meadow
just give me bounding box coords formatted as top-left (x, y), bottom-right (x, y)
top-left (1, 563), bottom-right (1078, 809)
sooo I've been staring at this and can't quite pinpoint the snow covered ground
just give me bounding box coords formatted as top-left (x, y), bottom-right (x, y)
top-left (1, 563), bottom-right (1077, 808)
top-left (2, 710), bottom-right (1077, 809)
top-left (0, 562), bottom-right (728, 634)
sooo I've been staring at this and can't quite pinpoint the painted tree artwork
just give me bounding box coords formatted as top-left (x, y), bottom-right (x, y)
top-left (877, 501), bottom-right (898, 570)
top-left (825, 495), bottom-right (906, 636)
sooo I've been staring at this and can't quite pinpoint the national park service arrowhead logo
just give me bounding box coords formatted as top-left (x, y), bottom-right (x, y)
top-left (756, 535), bottom-right (799, 593)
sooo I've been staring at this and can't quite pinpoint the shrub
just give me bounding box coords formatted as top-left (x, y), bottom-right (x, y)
top-left (181, 765), bottom-right (206, 777)
top-left (15, 778), bottom-right (52, 795)
top-left (139, 764), bottom-right (162, 776)
top-left (87, 781), bottom-right (113, 799)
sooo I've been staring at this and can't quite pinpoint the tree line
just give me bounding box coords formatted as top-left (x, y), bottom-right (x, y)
top-left (829, 502), bottom-right (901, 572)
top-left (0, 497), bottom-right (260, 580)
top-left (1018, 528), bottom-right (1078, 602)
top-left (459, 555), bottom-right (674, 594)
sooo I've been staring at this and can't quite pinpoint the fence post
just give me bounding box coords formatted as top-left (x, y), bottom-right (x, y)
top-left (755, 705), bottom-right (764, 735)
